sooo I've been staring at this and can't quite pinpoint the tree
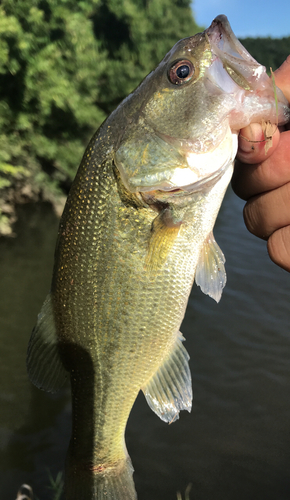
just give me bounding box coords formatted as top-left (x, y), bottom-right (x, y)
top-left (240, 36), bottom-right (290, 73)
top-left (0, 0), bottom-right (200, 234)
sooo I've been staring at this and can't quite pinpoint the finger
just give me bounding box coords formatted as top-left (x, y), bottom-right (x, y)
top-left (237, 122), bottom-right (281, 164)
top-left (243, 181), bottom-right (290, 239)
top-left (268, 226), bottom-right (290, 272)
top-left (232, 130), bottom-right (290, 200)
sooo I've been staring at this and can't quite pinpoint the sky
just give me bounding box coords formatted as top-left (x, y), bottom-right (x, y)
top-left (193, 0), bottom-right (290, 38)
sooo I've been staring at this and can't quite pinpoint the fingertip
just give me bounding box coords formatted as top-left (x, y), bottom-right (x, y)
top-left (238, 123), bottom-right (264, 163)
top-left (239, 123), bottom-right (264, 149)
top-left (237, 124), bottom-right (280, 164)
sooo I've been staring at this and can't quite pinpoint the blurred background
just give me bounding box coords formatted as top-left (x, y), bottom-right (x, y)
top-left (0, 1), bottom-right (290, 499)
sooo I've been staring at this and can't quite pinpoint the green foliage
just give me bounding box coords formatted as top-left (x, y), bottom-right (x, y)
top-left (0, 0), bottom-right (108, 199)
top-left (93, 0), bottom-right (200, 113)
top-left (0, 0), bottom-right (200, 222)
top-left (47, 470), bottom-right (64, 500)
top-left (0, 212), bottom-right (12, 235)
top-left (240, 36), bottom-right (290, 72)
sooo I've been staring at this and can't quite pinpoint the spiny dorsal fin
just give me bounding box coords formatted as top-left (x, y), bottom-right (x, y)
top-left (195, 231), bottom-right (226, 303)
top-left (27, 293), bottom-right (68, 392)
top-left (142, 332), bottom-right (192, 423)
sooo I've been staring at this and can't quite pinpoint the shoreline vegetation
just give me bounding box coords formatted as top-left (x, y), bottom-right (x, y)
top-left (0, 1), bottom-right (289, 236)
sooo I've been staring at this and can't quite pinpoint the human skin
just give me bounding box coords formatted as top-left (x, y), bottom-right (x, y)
top-left (232, 56), bottom-right (290, 272)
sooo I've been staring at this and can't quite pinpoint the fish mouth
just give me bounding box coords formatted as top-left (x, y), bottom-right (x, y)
top-left (205, 15), bottom-right (265, 92)
top-left (205, 16), bottom-right (288, 111)
top-left (204, 15), bottom-right (289, 128)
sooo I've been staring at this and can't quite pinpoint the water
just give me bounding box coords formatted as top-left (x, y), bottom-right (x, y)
top-left (1, 190), bottom-right (290, 500)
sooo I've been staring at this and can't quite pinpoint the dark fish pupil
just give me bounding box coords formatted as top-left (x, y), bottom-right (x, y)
top-left (176, 65), bottom-right (189, 79)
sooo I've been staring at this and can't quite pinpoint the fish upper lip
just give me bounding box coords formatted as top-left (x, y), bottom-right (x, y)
top-left (206, 15), bottom-right (258, 65)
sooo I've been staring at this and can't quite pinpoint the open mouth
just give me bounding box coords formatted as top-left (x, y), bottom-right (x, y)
top-left (206, 16), bottom-right (263, 83)
top-left (206, 15), bottom-right (258, 63)
top-left (205, 15), bottom-right (270, 93)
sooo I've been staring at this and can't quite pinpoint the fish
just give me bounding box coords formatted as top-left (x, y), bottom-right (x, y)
top-left (27, 15), bottom-right (289, 500)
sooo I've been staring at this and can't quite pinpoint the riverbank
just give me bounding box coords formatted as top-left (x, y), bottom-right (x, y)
top-left (0, 181), bottom-right (66, 237)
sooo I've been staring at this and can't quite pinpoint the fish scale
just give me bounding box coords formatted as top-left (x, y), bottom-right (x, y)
top-left (27, 15), bottom-right (289, 500)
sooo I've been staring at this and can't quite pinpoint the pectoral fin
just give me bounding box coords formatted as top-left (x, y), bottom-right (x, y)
top-left (27, 293), bottom-right (68, 392)
top-left (142, 333), bottom-right (192, 423)
top-left (145, 212), bottom-right (180, 272)
top-left (195, 231), bottom-right (226, 303)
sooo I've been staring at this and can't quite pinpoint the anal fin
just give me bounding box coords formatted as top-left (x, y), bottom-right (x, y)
top-left (142, 333), bottom-right (192, 423)
top-left (27, 293), bottom-right (68, 392)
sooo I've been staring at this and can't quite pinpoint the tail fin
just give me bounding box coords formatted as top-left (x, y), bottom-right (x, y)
top-left (65, 457), bottom-right (137, 500)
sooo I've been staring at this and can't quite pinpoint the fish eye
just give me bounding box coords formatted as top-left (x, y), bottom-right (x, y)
top-left (168, 59), bottom-right (195, 85)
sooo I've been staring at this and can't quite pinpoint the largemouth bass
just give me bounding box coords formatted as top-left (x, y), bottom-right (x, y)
top-left (27, 15), bottom-right (289, 500)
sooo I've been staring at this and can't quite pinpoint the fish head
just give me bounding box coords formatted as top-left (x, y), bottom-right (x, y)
top-left (114, 15), bottom-right (289, 196)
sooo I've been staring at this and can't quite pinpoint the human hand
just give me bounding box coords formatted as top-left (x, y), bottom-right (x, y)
top-left (232, 56), bottom-right (290, 272)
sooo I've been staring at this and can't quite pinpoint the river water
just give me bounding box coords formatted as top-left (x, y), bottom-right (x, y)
top-left (1, 187), bottom-right (290, 500)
